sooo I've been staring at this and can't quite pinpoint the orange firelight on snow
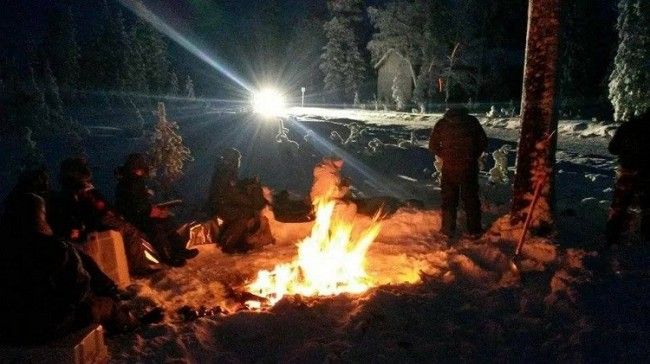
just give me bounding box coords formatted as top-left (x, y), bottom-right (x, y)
top-left (246, 194), bottom-right (382, 308)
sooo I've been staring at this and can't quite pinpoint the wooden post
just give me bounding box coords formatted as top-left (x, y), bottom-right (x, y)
top-left (511, 0), bottom-right (561, 229)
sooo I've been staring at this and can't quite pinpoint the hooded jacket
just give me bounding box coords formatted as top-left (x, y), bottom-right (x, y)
top-left (429, 107), bottom-right (487, 172)
top-left (608, 116), bottom-right (650, 173)
top-left (0, 193), bottom-right (90, 344)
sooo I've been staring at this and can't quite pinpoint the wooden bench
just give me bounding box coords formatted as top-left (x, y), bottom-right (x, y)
top-left (0, 324), bottom-right (109, 364)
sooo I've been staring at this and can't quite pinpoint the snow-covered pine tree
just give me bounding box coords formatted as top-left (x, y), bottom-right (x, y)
top-left (413, 70), bottom-right (429, 111)
top-left (13, 127), bottom-right (45, 173)
top-left (320, 0), bottom-right (366, 103)
top-left (24, 67), bottom-right (50, 136)
top-left (131, 19), bottom-right (171, 94)
top-left (126, 98), bottom-right (145, 137)
top-left (83, 1), bottom-right (134, 92)
top-left (169, 72), bottom-right (179, 96)
top-left (106, 3), bottom-right (131, 91)
top-left (42, 61), bottom-right (67, 133)
top-left (42, 5), bottom-right (80, 97)
top-left (126, 30), bottom-right (149, 94)
top-left (40, 61), bottom-right (86, 152)
top-left (320, 18), bottom-right (346, 101)
top-left (43, 62), bottom-right (63, 114)
top-left (608, 0), bottom-right (650, 121)
top-left (511, 0), bottom-right (561, 229)
top-left (148, 102), bottom-right (192, 194)
top-left (185, 75), bottom-right (196, 99)
top-left (1, 59), bottom-right (21, 136)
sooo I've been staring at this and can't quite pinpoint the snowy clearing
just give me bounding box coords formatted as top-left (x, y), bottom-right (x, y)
top-left (89, 108), bottom-right (648, 362)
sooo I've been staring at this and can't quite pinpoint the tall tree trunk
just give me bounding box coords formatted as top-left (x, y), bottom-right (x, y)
top-left (511, 0), bottom-right (561, 229)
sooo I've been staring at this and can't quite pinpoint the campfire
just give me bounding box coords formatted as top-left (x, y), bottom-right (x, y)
top-left (245, 194), bottom-right (382, 309)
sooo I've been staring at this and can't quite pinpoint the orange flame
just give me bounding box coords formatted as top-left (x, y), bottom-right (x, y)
top-left (246, 196), bottom-right (381, 308)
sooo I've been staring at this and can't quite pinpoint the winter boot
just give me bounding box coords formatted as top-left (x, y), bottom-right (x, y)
top-left (169, 230), bottom-right (199, 260)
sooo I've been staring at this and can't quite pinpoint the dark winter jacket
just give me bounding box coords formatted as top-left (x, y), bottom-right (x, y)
top-left (115, 176), bottom-right (154, 230)
top-left (3, 169), bottom-right (50, 213)
top-left (0, 231), bottom-right (91, 344)
top-left (608, 116), bottom-right (650, 174)
top-left (207, 162), bottom-right (262, 220)
top-left (48, 187), bottom-right (111, 243)
top-left (429, 107), bottom-right (487, 172)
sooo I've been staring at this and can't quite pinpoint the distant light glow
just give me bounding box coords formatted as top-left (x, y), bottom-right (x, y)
top-left (252, 88), bottom-right (286, 118)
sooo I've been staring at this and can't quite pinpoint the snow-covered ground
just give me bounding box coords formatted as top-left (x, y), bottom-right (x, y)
top-left (291, 106), bottom-right (618, 139)
top-left (104, 108), bottom-right (648, 362)
top-left (6, 106), bottom-right (648, 362)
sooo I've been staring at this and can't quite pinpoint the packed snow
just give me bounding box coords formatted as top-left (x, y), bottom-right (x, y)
top-left (5, 106), bottom-right (647, 362)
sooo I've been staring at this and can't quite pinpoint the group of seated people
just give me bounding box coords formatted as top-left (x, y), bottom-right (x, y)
top-left (13, 154), bottom-right (199, 273)
top-left (0, 175), bottom-right (163, 344)
top-left (0, 146), bottom-right (350, 345)
top-left (0, 148), bottom-right (280, 344)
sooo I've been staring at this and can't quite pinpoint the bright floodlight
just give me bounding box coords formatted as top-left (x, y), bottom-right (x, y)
top-left (253, 88), bottom-right (286, 118)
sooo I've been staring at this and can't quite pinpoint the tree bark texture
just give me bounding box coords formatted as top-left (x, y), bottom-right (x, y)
top-left (511, 0), bottom-right (561, 227)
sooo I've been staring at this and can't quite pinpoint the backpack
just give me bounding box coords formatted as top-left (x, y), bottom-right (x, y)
top-left (219, 215), bottom-right (275, 253)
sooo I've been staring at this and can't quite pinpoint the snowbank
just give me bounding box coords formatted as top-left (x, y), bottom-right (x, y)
top-left (290, 107), bottom-right (615, 140)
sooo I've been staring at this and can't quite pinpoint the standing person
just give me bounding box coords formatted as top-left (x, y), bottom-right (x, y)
top-left (115, 153), bottom-right (198, 267)
top-left (606, 112), bottom-right (650, 248)
top-left (429, 103), bottom-right (487, 238)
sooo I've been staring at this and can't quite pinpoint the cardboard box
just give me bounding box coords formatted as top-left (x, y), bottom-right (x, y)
top-left (81, 230), bottom-right (131, 288)
top-left (0, 324), bottom-right (109, 364)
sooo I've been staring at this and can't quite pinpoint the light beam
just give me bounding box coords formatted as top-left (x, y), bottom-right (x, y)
top-left (117, 0), bottom-right (252, 92)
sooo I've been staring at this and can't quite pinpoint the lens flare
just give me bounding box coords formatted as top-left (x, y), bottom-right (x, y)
top-left (252, 88), bottom-right (286, 118)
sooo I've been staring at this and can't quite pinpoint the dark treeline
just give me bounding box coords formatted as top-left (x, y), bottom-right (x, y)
top-left (0, 0), bottom-right (622, 149)
top-left (0, 0), bottom-right (201, 186)
top-left (320, 0), bottom-right (617, 116)
top-left (1, 0), bottom-right (620, 123)
top-left (153, 0), bottom-right (617, 116)
top-left (0, 0), bottom-right (197, 140)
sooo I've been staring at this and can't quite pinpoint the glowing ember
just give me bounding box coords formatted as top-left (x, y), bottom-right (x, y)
top-left (246, 196), bottom-right (381, 307)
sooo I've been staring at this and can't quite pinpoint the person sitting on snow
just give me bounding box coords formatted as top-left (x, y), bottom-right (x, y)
top-left (3, 167), bottom-right (51, 210)
top-left (115, 153), bottom-right (198, 267)
top-left (0, 193), bottom-right (162, 344)
top-left (206, 148), bottom-right (274, 253)
top-left (48, 157), bottom-right (163, 275)
top-left (606, 111), bottom-right (650, 248)
top-left (429, 100), bottom-right (487, 239)
top-left (5, 166), bottom-right (131, 297)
